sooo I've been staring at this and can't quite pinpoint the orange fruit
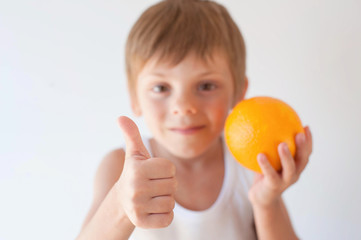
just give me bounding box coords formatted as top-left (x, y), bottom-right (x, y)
top-left (224, 96), bottom-right (304, 173)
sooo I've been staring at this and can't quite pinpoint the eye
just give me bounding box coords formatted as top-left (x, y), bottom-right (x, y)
top-left (152, 84), bottom-right (169, 93)
top-left (198, 82), bottom-right (217, 91)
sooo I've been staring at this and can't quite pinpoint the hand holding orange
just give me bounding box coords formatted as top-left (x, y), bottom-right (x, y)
top-left (225, 96), bottom-right (304, 173)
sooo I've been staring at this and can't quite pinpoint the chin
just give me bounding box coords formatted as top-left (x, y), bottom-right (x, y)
top-left (168, 142), bottom-right (211, 159)
top-left (153, 131), bottom-right (221, 159)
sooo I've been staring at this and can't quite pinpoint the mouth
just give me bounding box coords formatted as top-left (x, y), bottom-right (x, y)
top-left (169, 125), bottom-right (205, 135)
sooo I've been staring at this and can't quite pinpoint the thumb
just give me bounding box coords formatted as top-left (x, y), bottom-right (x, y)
top-left (117, 116), bottom-right (151, 160)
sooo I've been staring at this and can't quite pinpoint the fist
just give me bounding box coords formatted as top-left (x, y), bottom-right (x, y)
top-left (116, 116), bottom-right (177, 229)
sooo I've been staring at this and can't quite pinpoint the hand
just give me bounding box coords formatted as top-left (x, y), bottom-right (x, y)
top-left (248, 126), bottom-right (313, 207)
top-left (116, 116), bottom-right (177, 228)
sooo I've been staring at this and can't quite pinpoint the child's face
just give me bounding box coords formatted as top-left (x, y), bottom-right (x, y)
top-left (133, 51), bottom-right (241, 159)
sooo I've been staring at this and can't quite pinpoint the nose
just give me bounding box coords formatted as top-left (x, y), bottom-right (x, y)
top-left (172, 94), bottom-right (197, 115)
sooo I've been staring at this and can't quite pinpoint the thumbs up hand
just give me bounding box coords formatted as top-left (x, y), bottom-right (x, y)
top-left (116, 116), bottom-right (177, 229)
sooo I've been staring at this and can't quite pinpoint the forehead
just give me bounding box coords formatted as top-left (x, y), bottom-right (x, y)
top-left (138, 50), bottom-right (231, 80)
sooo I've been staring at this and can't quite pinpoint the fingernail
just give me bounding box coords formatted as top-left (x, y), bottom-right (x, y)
top-left (257, 153), bottom-right (266, 164)
top-left (282, 143), bottom-right (290, 153)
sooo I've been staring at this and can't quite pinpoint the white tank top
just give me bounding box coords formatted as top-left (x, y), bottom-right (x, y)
top-left (129, 137), bottom-right (257, 240)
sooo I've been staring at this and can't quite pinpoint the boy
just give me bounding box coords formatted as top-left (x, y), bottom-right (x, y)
top-left (76, 0), bottom-right (313, 239)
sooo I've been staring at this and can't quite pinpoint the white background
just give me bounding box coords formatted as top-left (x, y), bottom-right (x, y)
top-left (1, 0), bottom-right (360, 239)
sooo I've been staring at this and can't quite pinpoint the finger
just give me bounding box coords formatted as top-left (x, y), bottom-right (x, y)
top-left (305, 126), bottom-right (313, 155)
top-left (257, 153), bottom-right (280, 186)
top-left (147, 195), bottom-right (175, 214)
top-left (295, 131), bottom-right (309, 174)
top-left (278, 142), bottom-right (296, 183)
top-left (146, 211), bottom-right (174, 228)
top-left (118, 116), bottom-right (150, 159)
top-left (148, 177), bottom-right (177, 197)
top-left (143, 158), bottom-right (176, 180)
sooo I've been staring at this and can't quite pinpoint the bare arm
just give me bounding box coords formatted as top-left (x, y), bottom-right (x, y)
top-left (76, 149), bottom-right (135, 240)
top-left (252, 198), bottom-right (298, 240)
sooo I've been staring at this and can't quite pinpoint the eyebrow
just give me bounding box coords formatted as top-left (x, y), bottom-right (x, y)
top-left (149, 72), bottom-right (165, 77)
top-left (198, 71), bottom-right (219, 77)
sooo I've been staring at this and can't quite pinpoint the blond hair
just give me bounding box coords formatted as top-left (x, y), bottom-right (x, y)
top-left (125, 0), bottom-right (246, 101)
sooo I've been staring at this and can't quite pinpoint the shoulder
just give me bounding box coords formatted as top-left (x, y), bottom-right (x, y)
top-left (94, 148), bottom-right (125, 196)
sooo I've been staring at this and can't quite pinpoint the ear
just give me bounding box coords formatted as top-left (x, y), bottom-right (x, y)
top-left (233, 76), bottom-right (249, 105)
top-left (240, 76), bottom-right (248, 100)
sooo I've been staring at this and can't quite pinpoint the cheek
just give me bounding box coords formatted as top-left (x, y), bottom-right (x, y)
top-left (207, 96), bottom-right (232, 128)
top-left (139, 98), bottom-right (167, 127)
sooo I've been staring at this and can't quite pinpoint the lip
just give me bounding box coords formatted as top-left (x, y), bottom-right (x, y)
top-left (169, 125), bottom-right (205, 135)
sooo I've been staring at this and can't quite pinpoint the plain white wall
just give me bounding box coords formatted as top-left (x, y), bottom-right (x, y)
top-left (1, 0), bottom-right (360, 239)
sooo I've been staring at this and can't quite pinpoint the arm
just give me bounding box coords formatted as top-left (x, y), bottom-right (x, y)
top-left (76, 149), bottom-right (135, 240)
top-left (252, 197), bottom-right (297, 240)
top-left (77, 185), bottom-right (135, 240)
top-left (248, 126), bottom-right (313, 240)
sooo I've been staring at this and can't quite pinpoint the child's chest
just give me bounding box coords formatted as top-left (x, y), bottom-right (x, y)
top-left (174, 164), bottom-right (224, 211)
